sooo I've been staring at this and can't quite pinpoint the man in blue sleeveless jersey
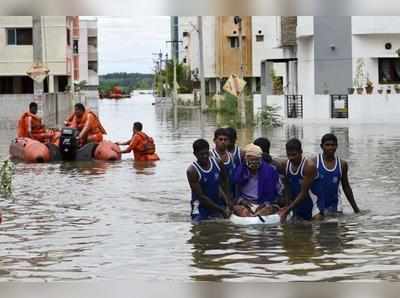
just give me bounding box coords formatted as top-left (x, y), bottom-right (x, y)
top-left (315, 133), bottom-right (360, 214)
top-left (225, 127), bottom-right (244, 169)
top-left (187, 139), bottom-right (232, 222)
top-left (279, 138), bottom-right (323, 222)
top-left (211, 128), bottom-right (236, 197)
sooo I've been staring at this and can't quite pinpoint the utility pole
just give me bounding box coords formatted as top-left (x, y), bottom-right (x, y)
top-left (32, 16), bottom-right (44, 95)
top-left (234, 16), bottom-right (246, 125)
top-left (152, 51), bottom-right (163, 96)
top-left (166, 40), bottom-right (182, 105)
top-left (197, 16), bottom-right (207, 112)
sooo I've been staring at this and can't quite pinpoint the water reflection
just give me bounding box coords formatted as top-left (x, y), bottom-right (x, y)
top-left (132, 161), bottom-right (157, 175)
top-left (59, 161), bottom-right (110, 176)
top-left (2, 95), bottom-right (400, 281)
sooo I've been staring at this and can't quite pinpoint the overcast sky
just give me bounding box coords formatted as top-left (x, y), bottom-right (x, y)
top-left (97, 16), bottom-right (171, 74)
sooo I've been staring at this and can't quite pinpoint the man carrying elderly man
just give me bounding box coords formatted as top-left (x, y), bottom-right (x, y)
top-left (232, 143), bottom-right (281, 217)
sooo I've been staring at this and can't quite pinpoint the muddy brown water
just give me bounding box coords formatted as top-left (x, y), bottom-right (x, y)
top-left (1, 94), bottom-right (400, 281)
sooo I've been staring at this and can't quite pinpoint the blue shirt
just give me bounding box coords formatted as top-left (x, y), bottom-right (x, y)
top-left (286, 158), bottom-right (321, 220)
top-left (190, 157), bottom-right (225, 221)
top-left (231, 144), bottom-right (242, 169)
top-left (316, 154), bottom-right (343, 213)
top-left (211, 149), bottom-right (235, 196)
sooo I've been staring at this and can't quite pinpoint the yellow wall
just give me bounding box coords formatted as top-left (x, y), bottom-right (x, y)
top-left (216, 16), bottom-right (252, 78)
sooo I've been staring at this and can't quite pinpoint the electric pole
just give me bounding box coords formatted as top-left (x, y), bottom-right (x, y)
top-left (32, 16), bottom-right (44, 95)
top-left (234, 16), bottom-right (246, 125)
top-left (197, 16), bottom-right (207, 112)
top-left (166, 40), bottom-right (182, 105)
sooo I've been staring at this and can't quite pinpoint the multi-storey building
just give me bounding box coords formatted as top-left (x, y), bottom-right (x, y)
top-left (296, 16), bottom-right (400, 95)
top-left (78, 18), bottom-right (99, 98)
top-left (0, 16), bottom-right (79, 94)
top-left (177, 16), bottom-right (289, 95)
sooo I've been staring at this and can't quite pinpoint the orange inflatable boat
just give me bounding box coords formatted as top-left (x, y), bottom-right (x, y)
top-left (94, 140), bottom-right (121, 161)
top-left (9, 129), bottom-right (121, 163)
top-left (9, 138), bottom-right (51, 163)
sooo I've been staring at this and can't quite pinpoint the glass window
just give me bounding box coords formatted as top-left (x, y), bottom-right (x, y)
top-left (16, 28), bottom-right (32, 45)
top-left (6, 28), bottom-right (32, 45)
top-left (67, 28), bottom-right (71, 46)
top-left (73, 40), bottom-right (79, 54)
top-left (379, 58), bottom-right (400, 84)
top-left (7, 28), bottom-right (16, 45)
top-left (228, 36), bottom-right (239, 48)
top-left (256, 35), bottom-right (264, 42)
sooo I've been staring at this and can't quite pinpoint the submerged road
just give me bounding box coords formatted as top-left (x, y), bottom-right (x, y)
top-left (1, 94), bottom-right (400, 281)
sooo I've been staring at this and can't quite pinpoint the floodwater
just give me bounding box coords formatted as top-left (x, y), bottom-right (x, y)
top-left (1, 94), bottom-right (400, 281)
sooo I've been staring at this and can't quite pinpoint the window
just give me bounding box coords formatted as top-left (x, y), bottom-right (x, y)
top-left (88, 61), bottom-right (98, 72)
top-left (379, 58), bottom-right (400, 84)
top-left (66, 28), bottom-right (71, 46)
top-left (73, 40), bottom-right (79, 54)
top-left (6, 28), bottom-right (32, 45)
top-left (229, 36), bottom-right (239, 48)
top-left (256, 34), bottom-right (264, 42)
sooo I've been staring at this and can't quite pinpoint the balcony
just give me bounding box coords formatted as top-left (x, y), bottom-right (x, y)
top-left (297, 16), bottom-right (314, 38)
top-left (279, 17), bottom-right (297, 47)
top-left (87, 27), bottom-right (97, 37)
top-left (88, 45), bottom-right (97, 61)
top-left (88, 69), bottom-right (99, 86)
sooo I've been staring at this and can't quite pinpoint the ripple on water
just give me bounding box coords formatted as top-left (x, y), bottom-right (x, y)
top-left (2, 98), bottom-right (400, 281)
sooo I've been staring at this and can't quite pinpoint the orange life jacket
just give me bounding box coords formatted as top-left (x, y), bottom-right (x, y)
top-left (17, 112), bottom-right (46, 139)
top-left (67, 111), bottom-right (106, 134)
top-left (128, 131), bottom-right (159, 161)
top-left (135, 132), bottom-right (156, 154)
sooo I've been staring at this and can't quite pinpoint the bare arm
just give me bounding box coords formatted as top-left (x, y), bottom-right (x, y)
top-left (280, 159), bottom-right (317, 221)
top-left (217, 159), bottom-right (233, 204)
top-left (341, 160), bottom-right (360, 213)
top-left (187, 166), bottom-right (228, 217)
top-left (118, 140), bottom-right (131, 146)
top-left (116, 134), bottom-right (133, 146)
top-left (120, 134), bottom-right (136, 154)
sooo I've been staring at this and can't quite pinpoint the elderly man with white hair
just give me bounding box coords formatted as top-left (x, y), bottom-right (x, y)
top-left (232, 143), bottom-right (281, 217)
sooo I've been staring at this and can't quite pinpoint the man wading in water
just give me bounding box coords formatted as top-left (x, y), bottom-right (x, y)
top-left (314, 133), bottom-right (360, 214)
top-left (187, 139), bottom-right (232, 223)
top-left (279, 138), bottom-right (323, 222)
top-left (211, 128), bottom-right (235, 198)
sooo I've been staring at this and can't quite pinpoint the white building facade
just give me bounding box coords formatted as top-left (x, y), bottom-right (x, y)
top-left (78, 19), bottom-right (99, 98)
top-left (296, 16), bottom-right (400, 95)
top-left (0, 16), bottom-right (77, 94)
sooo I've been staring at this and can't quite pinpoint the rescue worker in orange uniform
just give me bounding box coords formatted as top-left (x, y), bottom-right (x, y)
top-left (117, 122), bottom-right (160, 161)
top-left (64, 103), bottom-right (107, 145)
top-left (17, 102), bottom-right (55, 143)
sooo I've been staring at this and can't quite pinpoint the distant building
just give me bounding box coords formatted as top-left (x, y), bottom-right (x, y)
top-left (0, 16), bottom-right (79, 94)
top-left (296, 16), bottom-right (400, 95)
top-left (177, 16), bottom-right (289, 95)
top-left (78, 18), bottom-right (99, 98)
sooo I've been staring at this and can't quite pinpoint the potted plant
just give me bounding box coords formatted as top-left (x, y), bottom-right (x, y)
top-left (377, 87), bottom-right (383, 94)
top-left (394, 84), bottom-right (400, 93)
top-left (386, 86), bottom-right (392, 94)
top-left (354, 58), bottom-right (366, 95)
top-left (365, 79), bottom-right (373, 94)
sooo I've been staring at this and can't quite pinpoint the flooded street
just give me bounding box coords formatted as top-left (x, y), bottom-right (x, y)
top-left (1, 94), bottom-right (400, 281)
